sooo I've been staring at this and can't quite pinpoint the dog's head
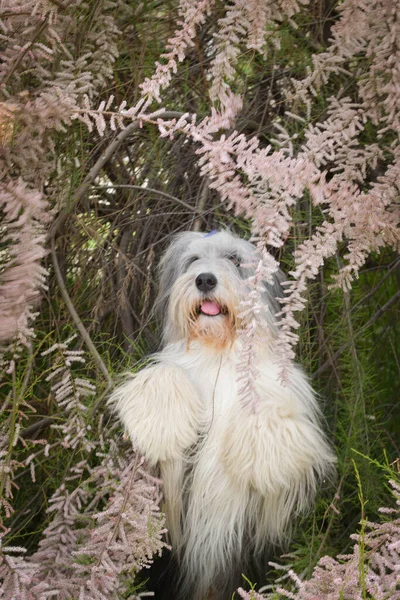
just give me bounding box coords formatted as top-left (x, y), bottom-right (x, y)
top-left (157, 230), bottom-right (285, 348)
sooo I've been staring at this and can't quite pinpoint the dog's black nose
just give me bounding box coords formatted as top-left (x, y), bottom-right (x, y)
top-left (196, 272), bottom-right (217, 293)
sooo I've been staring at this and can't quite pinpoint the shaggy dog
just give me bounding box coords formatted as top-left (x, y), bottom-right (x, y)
top-left (110, 230), bottom-right (335, 599)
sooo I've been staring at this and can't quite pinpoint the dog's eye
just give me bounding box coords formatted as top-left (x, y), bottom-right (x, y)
top-left (185, 256), bottom-right (199, 269)
top-left (227, 254), bottom-right (240, 267)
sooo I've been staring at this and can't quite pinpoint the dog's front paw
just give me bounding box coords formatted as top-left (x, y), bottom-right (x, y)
top-left (110, 364), bottom-right (199, 464)
top-left (221, 402), bottom-right (334, 500)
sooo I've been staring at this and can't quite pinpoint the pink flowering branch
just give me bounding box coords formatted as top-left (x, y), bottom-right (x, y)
top-left (140, 0), bottom-right (214, 107)
top-left (0, 179), bottom-right (49, 346)
top-left (208, 0), bottom-right (309, 106)
top-left (275, 480), bottom-right (400, 600)
top-left (72, 457), bottom-right (167, 599)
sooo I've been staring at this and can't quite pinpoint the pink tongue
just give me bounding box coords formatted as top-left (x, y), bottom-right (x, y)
top-left (201, 301), bottom-right (221, 316)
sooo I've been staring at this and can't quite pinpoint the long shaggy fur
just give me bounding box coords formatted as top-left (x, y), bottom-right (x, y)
top-left (110, 230), bottom-right (336, 599)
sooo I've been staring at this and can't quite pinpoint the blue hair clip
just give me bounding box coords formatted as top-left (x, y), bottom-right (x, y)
top-left (203, 230), bottom-right (218, 238)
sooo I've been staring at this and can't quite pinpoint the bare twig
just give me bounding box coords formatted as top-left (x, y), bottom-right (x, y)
top-left (51, 235), bottom-right (113, 389)
top-left (73, 111), bottom-right (184, 203)
top-left (93, 184), bottom-right (201, 214)
top-left (48, 111), bottom-right (186, 239)
top-left (351, 258), bottom-right (400, 313)
top-left (47, 0), bottom-right (74, 9)
top-left (21, 417), bottom-right (54, 439)
top-left (192, 177), bottom-right (210, 231)
top-left (116, 227), bottom-right (136, 347)
top-left (312, 258), bottom-right (400, 363)
top-left (313, 290), bottom-right (400, 378)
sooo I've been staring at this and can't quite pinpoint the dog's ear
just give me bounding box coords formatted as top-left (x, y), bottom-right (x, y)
top-left (237, 237), bottom-right (286, 316)
top-left (262, 267), bottom-right (286, 315)
top-left (156, 240), bottom-right (177, 317)
top-left (155, 232), bottom-right (203, 324)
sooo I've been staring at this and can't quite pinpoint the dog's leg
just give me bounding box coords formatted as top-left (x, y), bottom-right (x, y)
top-left (221, 366), bottom-right (335, 540)
top-left (160, 458), bottom-right (185, 546)
top-left (110, 363), bottom-right (200, 465)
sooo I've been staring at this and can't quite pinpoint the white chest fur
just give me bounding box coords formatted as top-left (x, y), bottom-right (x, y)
top-left (164, 342), bottom-right (239, 428)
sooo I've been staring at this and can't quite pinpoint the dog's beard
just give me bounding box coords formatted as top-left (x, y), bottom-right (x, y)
top-left (189, 308), bottom-right (237, 349)
top-left (167, 274), bottom-right (240, 349)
